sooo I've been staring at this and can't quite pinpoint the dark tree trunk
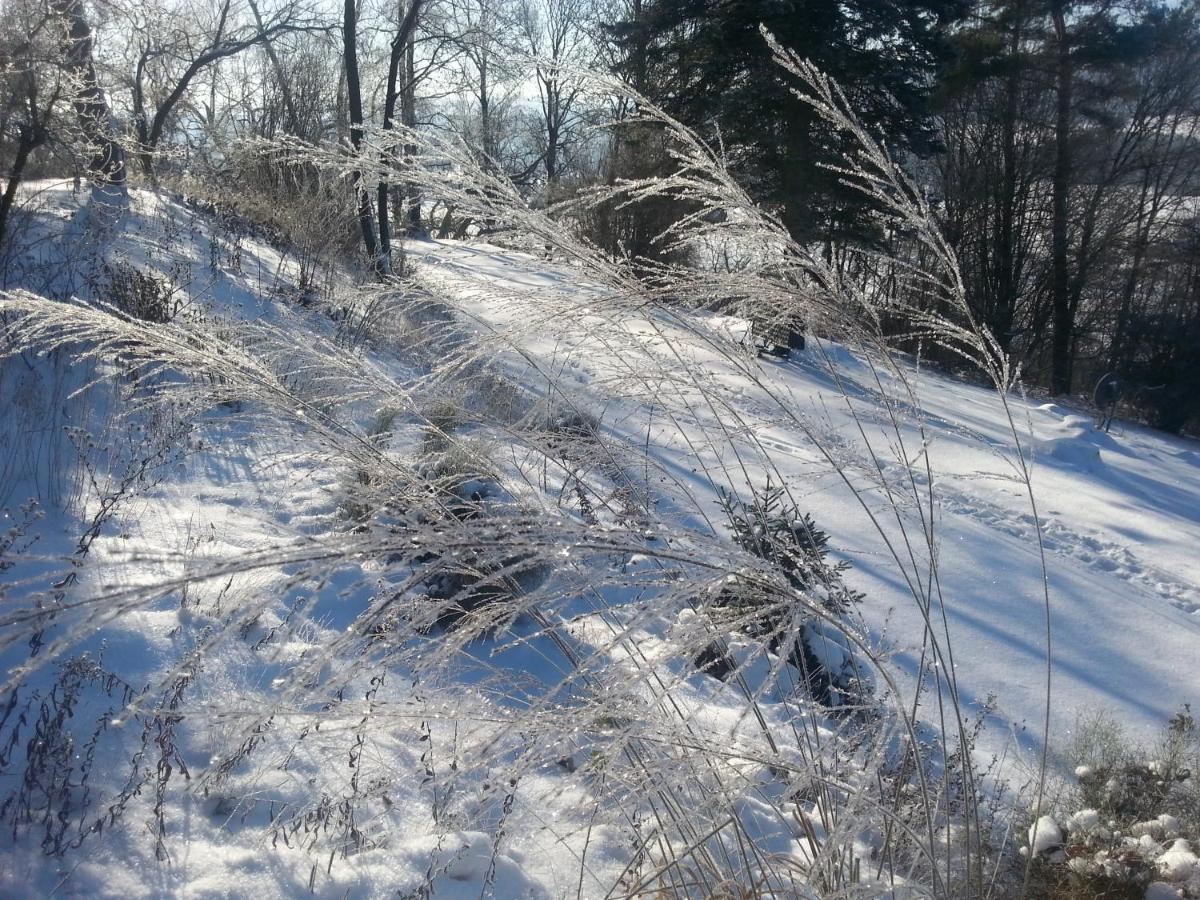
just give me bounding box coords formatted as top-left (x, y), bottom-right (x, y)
top-left (133, 54), bottom-right (151, 174)
top-left (377, 0), bottom-right (423, 273)
top-left (402, 37), bottom-right (422, 236)
top-left (1050, 3), bottom-right (1074, 395)
top-left (343, 0), bottom-right (381, 267)
top-left (0, 130), bottom-right (38, 249)
top-left (545, 116), bottom-right (559, 185)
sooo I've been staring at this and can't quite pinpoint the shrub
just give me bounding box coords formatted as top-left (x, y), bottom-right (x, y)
top-left (694, 482), bottom-right (870, 711)
top-left (91, 260), bottom-right (188, 324)
top-left (1021, 710), bottom-right (1200, 899)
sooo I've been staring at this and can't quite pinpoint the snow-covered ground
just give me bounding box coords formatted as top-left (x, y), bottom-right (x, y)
top-left (2, 183), bottom-right (1199, 897)
top-left (413, 238), bottom-right (1200, 754)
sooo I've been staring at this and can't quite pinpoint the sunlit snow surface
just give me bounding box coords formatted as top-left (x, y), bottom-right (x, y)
top-left (1, 183), bottom-right (1199, 897)
top-left (414, 237), bottom-right (1200, 742)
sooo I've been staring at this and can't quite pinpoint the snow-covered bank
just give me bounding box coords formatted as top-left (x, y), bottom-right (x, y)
top-left (413, 237), bottom-right (1200, 755)
top-left (2, 184), bottom-right (1199, 898)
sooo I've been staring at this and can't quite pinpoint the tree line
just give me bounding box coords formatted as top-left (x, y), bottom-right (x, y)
top-left (3, 0), bottom-right (1199, 432)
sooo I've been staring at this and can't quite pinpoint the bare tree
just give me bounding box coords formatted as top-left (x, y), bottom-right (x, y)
top-left (443, 0), bottom-right (521, 172)
top-left (342, 0), bottom-right (465, 266)
top-left (126, 0), bottom-right (325, 177)
top-left (342, 0), bottom-right (429, 273)
top-left (516, 0), bottom-right (595, 187)
top-left (51, 0), bottom-right (125, 185)
top-left (1047, 0), bottom-right (1073, 395)
top-left (220, 30), bottom-right (334, 142)
top-left (936, 0), bottom-right (1200, 403)
top-left (0, 1), bottom-right (65, 247)
top-left (1104, 12), bottom-right (1200, 374)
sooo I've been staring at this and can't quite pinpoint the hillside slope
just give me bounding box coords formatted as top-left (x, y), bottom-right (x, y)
top-left (413, 237), bottom-right (1200, 750)
top-left (1, 183), bottom-right (1199, 897)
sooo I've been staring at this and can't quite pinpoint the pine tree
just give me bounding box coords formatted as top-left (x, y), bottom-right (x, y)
top-left (694, 483), bottom-right (869, 710)
top-left (607, 0), bottom-right (967, 245)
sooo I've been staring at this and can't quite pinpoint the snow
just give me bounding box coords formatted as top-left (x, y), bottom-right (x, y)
top-left (412, 237), bottom-right (1200, 756)
top-left (1066, 808), bottom-right (1101, 834)
top-left (4, 183), bottom-right (1200, 896)
top-left (1146, 884), bottom-right (1183, 900)
top-left (1028, 815), bottom-right (1063, 856)
top-left (1158, 839), bottom-right (1199, 882)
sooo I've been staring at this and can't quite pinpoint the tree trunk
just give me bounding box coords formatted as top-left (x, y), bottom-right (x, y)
top-left (1049, 3), bottom-right (1074, 395)
top-left (545, 114), bottom-right (559, 185)
top-left (0, 130), bottom-right (38, 250)
top-left (627, 0), bottom-right (648, 98)
top-left (377, 0), bottom-right (423, 273)
top-left (133, 54), bottom-right (153, 174)
top-left (378, 33), bottom-right (401, 269)
top-left (343, 0), bottom-right (382, 268)
top-left (1109, 173), bottom-right (1154, 372)
top-left (402, 35), bottom-right (422, 236)
top-left (993, 2), bottom-right (1025, 355)
top-left (52, 0), bottom-right (126, 186)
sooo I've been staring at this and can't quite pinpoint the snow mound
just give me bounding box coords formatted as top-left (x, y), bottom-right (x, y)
top-left (1029, 815), bottom-right (1064, 856)
top-left (1066, 808), bottom-right (1102, 834)
top-left (1146, 883), bottom-right (1182, 899)
top-left (1035, 403), bottom-right (1069, 416)
top-left (1035, 415), bottom-right (1106, 470)
top-left (1157, 839), bottom-right (1198, 882)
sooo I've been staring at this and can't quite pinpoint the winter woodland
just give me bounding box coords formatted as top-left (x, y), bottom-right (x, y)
top-left (3, 0), bottom-right (1200, 896)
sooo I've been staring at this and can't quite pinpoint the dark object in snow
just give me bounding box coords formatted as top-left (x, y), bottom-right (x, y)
top-left (93, 261), bottom-right (185, 324)
top-left (378, 475), bottom-right (547, 632)
top-left (694, 641), bottom-right (736, 681)
top-left (1094, 373), bottom-right (1124, 432)
top-left (424, 480), bottom-right (547, 630)
top-left (750, 314), bottom-right (806, 359)
top-left (422, 548), bottom-right (541, 630)
top-left (692, 483), bottom-right (869, 711)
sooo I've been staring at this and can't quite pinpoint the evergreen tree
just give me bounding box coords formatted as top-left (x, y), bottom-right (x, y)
top-left (694, 483), bottom-right (870, 711)
top-left (607, 0), bottom-right (967, 245)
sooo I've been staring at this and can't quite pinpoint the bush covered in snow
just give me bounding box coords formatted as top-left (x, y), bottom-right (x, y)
top-left (1021, 710), bottom-right (1200, 899)
top-left (693, 481), bottom-right (871, 711)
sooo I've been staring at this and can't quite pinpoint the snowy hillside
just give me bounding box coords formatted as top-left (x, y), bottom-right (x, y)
top-left (2, 182), bottom-right (1200, 898)
top-left (413, 238), bottom-right (1200, 752)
